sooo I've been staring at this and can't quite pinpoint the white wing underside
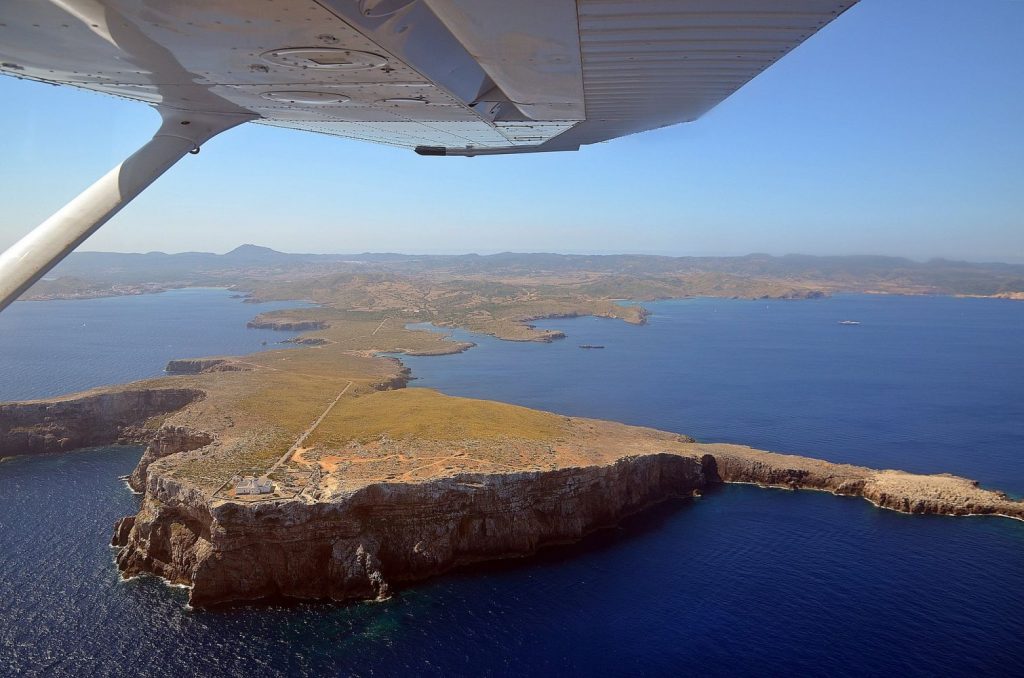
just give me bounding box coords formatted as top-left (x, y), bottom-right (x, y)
top-left (0, 0), bottom-right (857, 155)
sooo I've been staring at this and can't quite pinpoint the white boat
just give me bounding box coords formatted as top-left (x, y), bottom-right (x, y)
top-left (838, 320), bottom-right (861, 325)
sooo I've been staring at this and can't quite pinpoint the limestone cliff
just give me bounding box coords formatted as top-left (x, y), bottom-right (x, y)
top-left (703, 445), bottom-right (1024, 519)
top-left (0, 388), bottom-right (202, 457)
top-left (126, 425), bottom-right (216, 492)
top-left (114, 453), bottom-right (704, 606)
top-left (6, 372), bottom-right (1021, 611)
top-left (111, 439), bottom-right (1024, 608)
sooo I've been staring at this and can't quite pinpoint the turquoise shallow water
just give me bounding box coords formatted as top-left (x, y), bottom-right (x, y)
top-left (1, 292), bottom-right (1023, 676)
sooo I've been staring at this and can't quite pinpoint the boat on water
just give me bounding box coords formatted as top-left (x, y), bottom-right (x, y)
top-left (579, 344), bottom-right (606, 349)
top-left (838, 320), bottom-right (861, 325)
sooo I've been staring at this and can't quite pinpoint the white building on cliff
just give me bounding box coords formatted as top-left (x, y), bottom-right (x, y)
top-left (234, 475), bottom-right (273, 495)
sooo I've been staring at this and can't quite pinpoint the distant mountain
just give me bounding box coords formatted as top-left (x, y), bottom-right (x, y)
top-left (36, 246), bottom-right (1024, 299)
top-left (219, 243), bottom-right (332, 266)
top-left (47, 244), bottom-right (334, 283)
top-left (222, 244), bottom-right (292, 262)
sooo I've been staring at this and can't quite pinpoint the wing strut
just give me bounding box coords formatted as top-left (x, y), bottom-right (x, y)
top-left (0, 108), bottom-right (253, 312)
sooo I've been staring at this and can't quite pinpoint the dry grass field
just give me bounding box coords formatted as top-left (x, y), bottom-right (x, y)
top-left (308, 388), bottom-right (568, 446)
top-left (89, 268), bottom-right (825, 493)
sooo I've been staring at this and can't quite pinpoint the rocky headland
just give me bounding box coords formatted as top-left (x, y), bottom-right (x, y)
top-left (3, 299), bottom-right (1022, 609)
top-left (0, 386), bottom-right (202, 457)
top-left (104, 401), bottom-right (1023, 608)
top-left (704, 447), bottom-right (1024, 518)
top-left (5, 376), bottom-right (1021, 608)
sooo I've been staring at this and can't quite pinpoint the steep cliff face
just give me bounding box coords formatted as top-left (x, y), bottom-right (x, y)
top-left (112, 443), bottom-right (1024, 608)
top-left (702, 446), bottom-right (1024, 520)
top-left (127, 426), bottom-right (216, 492)
top-left (114, 453), bottom-right (705, 606)
top-left (0, 388), bottom-right (202, 457)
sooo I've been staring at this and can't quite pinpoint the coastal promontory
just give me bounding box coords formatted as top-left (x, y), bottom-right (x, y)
top-left (107, 386), bottom-right (1023, 607)
top-left (3, 309), bottom-right (1020, 607)
top-left (4, 267), bottom-right (1023, 608)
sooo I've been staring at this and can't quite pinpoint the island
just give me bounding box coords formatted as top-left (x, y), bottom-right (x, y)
top-left (3, 290), bottom-right (1021, 608)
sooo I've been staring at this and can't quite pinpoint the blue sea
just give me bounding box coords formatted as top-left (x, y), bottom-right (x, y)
top-left (1, 291), bottom-right (1022, 677)
top-left (0, 288), bottom-right (310, 401)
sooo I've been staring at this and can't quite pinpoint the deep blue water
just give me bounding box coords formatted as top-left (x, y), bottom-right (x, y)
top-left (0, 288), bottom-right (309, 401)
top-left (404, 295), bottom-right (1024, 495)
top-left (1, 293), bottom-right (1023, 676)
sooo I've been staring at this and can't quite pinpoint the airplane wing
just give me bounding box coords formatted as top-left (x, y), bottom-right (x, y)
top-left (0, 0), bottom-right (858, 310)
top-left (0, 0), bottom-right (857, 155)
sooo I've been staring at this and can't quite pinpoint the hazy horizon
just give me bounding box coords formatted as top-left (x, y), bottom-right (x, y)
top-left (3, 0), bottom-right (1022, 263)
top-left (68, 243), bottom-right (1024, 267)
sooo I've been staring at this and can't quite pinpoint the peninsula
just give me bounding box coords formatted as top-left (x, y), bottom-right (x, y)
top-left (2, 291), bottom-right (1021, 607)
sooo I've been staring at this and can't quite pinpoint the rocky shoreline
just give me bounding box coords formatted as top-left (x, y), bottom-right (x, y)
top-left (113, 453), bottom-right (705, 606)
top-left (704, 447), bottom-right (1024, 519)
top-left (105, 438), bottom-right (1024, 608)
top-left (3, 383), bottom-right (1022, 608)
top-left (7, 250), bottom-right (1023, 618)
top-left (0, 387), bottom-right (202, 457)
top-left (165, 358), bottom-right (252, 375)
top-left (246, 315), bottom-right (328, 331)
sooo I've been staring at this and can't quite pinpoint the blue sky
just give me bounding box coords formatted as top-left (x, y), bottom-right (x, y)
top-left (1, 0), bottom-right (1022, 261)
